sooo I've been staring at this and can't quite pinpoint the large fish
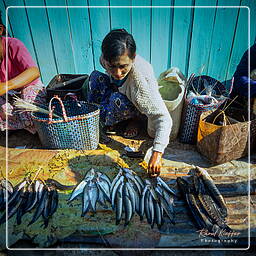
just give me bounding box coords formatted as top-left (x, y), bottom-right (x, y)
top-left (195, 166), bottom-right (227, 218)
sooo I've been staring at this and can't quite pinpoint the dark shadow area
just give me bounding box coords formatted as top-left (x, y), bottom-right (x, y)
top-left (0, 129), bottom-right (42, 149)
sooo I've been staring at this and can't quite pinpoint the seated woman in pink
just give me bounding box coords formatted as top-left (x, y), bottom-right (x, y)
top-left (0, 12), bottom-right (46, 134)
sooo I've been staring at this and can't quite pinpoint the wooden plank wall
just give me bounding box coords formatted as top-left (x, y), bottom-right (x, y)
top-left (1, 0), bottom-right (255, 85)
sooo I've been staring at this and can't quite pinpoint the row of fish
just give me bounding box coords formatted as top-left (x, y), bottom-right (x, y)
top-left (0, 178), bottom-right (58, 228)
top-left (1, 166), bottom-right (231, 235)
top-left (177, 166), bottom-right (231, 236)
top-left (68, 168), bottom-right (178, 229)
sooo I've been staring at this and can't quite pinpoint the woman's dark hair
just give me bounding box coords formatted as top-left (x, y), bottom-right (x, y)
top-left (101, 29), bottom-right (136, 63)
top-left (0, 11), bottom-right (6, 36)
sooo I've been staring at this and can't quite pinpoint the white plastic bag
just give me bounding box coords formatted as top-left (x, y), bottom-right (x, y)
top-left (158, 67), bottom-right (186, 140)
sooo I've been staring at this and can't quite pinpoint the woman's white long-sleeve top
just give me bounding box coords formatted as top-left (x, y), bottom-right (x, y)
top-left (117, 55), bottom-right (172, 153)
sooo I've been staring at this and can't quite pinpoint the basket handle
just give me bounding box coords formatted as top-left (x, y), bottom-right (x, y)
top-left (64, 92), bottom-right (82, 107)
top-left (48, 95), bottom-right (68, 123)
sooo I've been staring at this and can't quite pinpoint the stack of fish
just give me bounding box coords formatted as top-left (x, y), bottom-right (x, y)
top-left (0, 178), bottom-right (59, 228)
top-left (0, 179), bottom-right (14, 211)
top-left (140, 177), bottom-right (177, 229)
top-left (110, 168), bottom-right (144, 225)
top-left (67, 168), bottom-right (112, 216)
top-left (177, 166), bottom-right (232, 235)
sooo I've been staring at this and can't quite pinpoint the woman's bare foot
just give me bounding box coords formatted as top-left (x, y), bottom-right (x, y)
top-left (123, 119), bottom-right (139, 138)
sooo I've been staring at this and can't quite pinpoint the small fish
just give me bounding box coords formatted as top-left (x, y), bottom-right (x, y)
top-left (28, 187), bottom-right (48, 226)
top-left (111, 176), bottom-right (124, 209)
top-left (115, 181), bottom-right (124, 225)
top-left (88, 182), bottom-right (99, 213)
top-left (156, 177), bottom-right (177, 196)
top-left (68, 178), bottom-right (89, 203)
top-left (123, 183), bottom-right (133, 226)
top-left (45, 179), bottom-right (76, 191)
top-left (81, 184), bottom-right (90, 217)
top-left (110, 169), bottom-right (123, 195)
top-left (125, 172), bottom-right (142, 195)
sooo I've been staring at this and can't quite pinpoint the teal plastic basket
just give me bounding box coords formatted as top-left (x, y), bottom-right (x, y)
top-left (32, 96), bottom-right (100, 150)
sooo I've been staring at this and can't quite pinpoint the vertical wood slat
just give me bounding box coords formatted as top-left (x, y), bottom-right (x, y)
top-left (44, 0), bottom-right (76, 74)
top-left (226, 5), bottom-right (249, 81)
top-left (88, 0), bottom-right (111, 72)
top-left (151, 0), bottom-right (172, 77)
top-left (0, 1), bottom-right (13, 37)
top-left (5, 0), bottom-right (38, 66)
top-left (24, 0), bottom-right (58, 84)
top-left (109, 0), bottom-right (132, 32)
top-left (246, 0), bottom-right (256, 45)
top-left (66, 0), bottom-right (94, 75)
top-left (131, 0), bottom-right (151, 62)
top-left (171, 0), bottom-right (194, 76)
top-left (207, 0), bottom-right (241, 81)
top-left (188, 0), bottom-right (218, 77)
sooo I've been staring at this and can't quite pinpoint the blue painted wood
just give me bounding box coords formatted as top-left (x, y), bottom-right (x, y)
top-left (5, 0), bottom-right (38, 65)
top-left (207, 0), bottom-right (241, 81)
top-left (3, 0), bottom-right (252, 86)
top-left (44, 0), bottom-right (76, 74)
top-left (226, 5), bottom-right (249, 81)
top-left (188, 0), bottom-right (218, 77)
top-left (131, 0), bottom-right (151, 62)
top-left (66, 0), bottom-right (94, 75)
top-left (151, 0), bottom-right (172, 77)
top-left (171, 0), bottom-right (194, 76)
top-left (109, 0), bottom-right (132, 32)
top-left (88, 0), bottom-right (111, 71)
top-left (0, 1), bottom-right (13, 37)
top-left (245, 0), bottom-right (256, 45)
top-left (24, 0), bottom-right (58, 84)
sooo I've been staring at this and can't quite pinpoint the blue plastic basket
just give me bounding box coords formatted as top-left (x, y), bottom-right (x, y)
top-left (32, 96), bottom-right (100, 150)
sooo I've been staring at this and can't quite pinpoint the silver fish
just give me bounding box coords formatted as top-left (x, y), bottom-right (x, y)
top-left (81, 184), bottom-right (90, 217)
top-left (68, 173), bottom-right (94, 202)
top-left (123, 183), bottom-right (133, 226)
top-left (88, 182), bottom-right (99, 213)
top-left (111, 176), bottom-right (124, 209)
top-left (156, 177), bottom-right (177, 196)
top-left (110, 169), bottom-right (123, 194)
top-left (115, 181), bottom-right (124, 225)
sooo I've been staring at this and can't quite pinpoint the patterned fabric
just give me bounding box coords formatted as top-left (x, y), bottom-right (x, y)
top-left (87, 70), bottom-right (140, 126)
top-left (0, 82), bottom-right (46, 134)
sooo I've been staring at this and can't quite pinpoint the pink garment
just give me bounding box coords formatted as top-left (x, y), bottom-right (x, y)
top-left (0, 37), bottom-right (46, 133)
top-left (0, 36), bottom-right (39, 86)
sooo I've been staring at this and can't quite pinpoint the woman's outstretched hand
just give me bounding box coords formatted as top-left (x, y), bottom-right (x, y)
top-left (147, 151), bottom-right (162, 178)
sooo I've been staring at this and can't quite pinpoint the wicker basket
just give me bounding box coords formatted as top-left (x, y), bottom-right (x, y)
top-left (32, 96), bottom-right (100, 150)
top-left (179, 76), bottom-right (229, 144)
top-left (197, 108), bottom-right (256, 164)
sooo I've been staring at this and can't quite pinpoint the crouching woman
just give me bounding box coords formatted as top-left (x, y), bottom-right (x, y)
top-left (87, 29), bottom-right (172, 177)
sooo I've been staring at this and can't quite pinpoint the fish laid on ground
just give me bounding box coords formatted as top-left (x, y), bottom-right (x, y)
top-left (0, 178), bottom-right (59, 227)
top-left (110, 168), bottom-right (145, 226)
top-left (67, 168), bottom-right (112, 217)
top-left (140, 178), bottom-right (176, 229)
top-left (0, 179), bottom-right (14, 211)
top-left (177, 166), bottom-right (232, 236)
